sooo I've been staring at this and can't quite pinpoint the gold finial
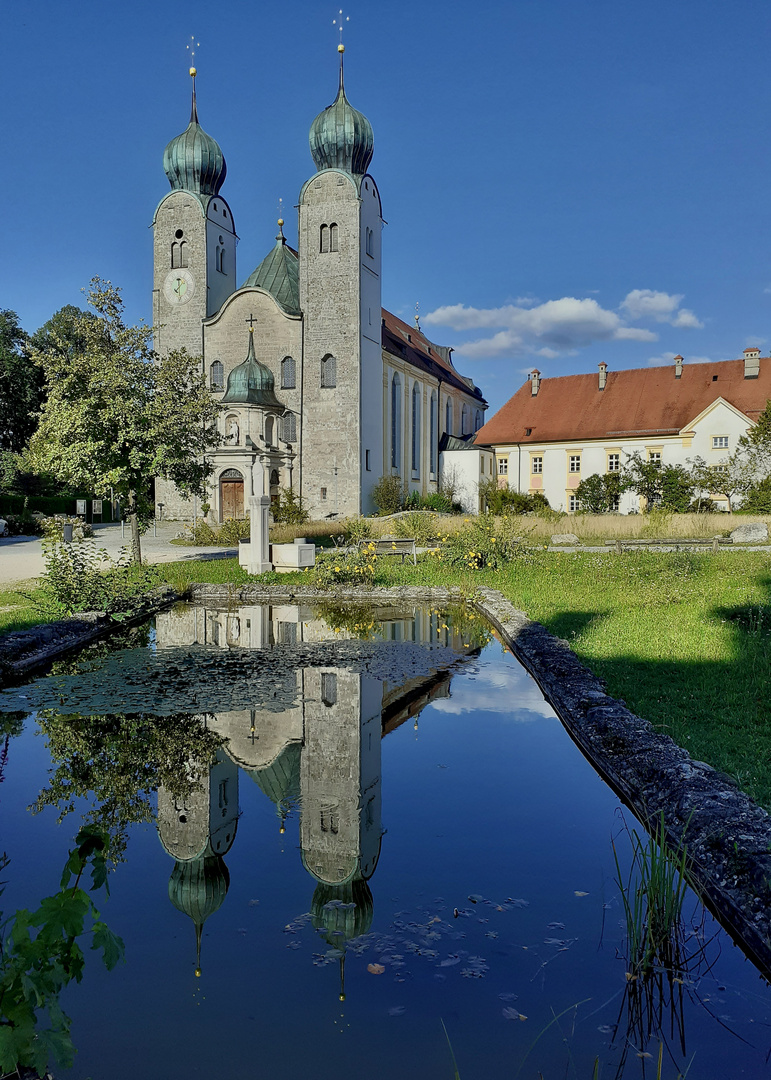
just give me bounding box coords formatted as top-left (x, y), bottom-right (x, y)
top-left (195, 968), bottom-right (202, 977)
top-left (278, 218), bottom-right (284, 227)
top-left (187, 37), bottom-right (200, 77)
top-left (414, 301), bottom-right (421, 333)
top-left (279, 824), bottom-right (286, 834)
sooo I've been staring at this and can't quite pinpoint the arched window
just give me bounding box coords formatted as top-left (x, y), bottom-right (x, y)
top-left (216, 244), bottom-right (225, 273)
top-left (210, 361), bottom-right (224, 390)
top-left (445, 400), bottom-right (452, 436)
top-left (430, 392), bottom-right (437, 474)
top-left (283, 411), bottom-right (297, 443)
top-left (329, 223), bottom-right (339, 252)
top-left (179, 240), bottom-right (188, 267)
top-left (366, 227), bottom-right (373, 257)
top-left (171, 242), bottom-right (181, 269)
top-left (265, 415), bottom-right (274, 445)
top-left (281, 356), bottom-right (296, 389)
top-left (461, 403), bottom-right (470, 435)
top-left (320, 224), bottom-right (329, 253)
top-left (475, 409), bottom-right (483, 431)
top-left (411, 383), bottom-right (421, 476)
top-left (391, 373), bottom-right (402, 470)
top-left (321, 355), bottom-right (336, 388)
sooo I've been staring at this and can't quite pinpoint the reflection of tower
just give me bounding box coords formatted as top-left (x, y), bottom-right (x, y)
top-left (158, 749), bottom-right (239, 975)
top-left (300, 669), bottom-right (383, 998)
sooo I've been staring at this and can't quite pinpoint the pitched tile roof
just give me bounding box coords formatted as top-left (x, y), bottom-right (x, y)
top-left (381, 309), bottom-right (486, 403)
top-left (475, 358), bottom-right (771, 446)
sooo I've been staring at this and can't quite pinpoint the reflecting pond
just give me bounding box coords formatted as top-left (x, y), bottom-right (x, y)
top-left (2, 601), bottom-right (771, 1079)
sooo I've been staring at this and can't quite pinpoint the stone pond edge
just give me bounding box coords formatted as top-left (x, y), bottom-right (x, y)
top-left (2, 580), bottom-right (770, 980)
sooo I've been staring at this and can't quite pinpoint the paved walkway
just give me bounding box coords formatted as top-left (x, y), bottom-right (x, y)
top-left (0, 523), bottom-right (237, 586)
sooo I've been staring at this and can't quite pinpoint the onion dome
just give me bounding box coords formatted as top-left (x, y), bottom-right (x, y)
top-left (309, 47), bottom-right (373, 176)
top-left (163, 74), bottom-right (226, 197)
top-left (242, 221), bottom-right (301, 316)
top-left (168, 848), bottom-right (230, 976)
top-left (221, 330), bottom-right (285, 408)
top-left (310, 874), bottom-right (374, 945)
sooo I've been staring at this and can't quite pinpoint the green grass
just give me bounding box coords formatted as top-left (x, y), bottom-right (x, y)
top-left (154, 549), bottom-right (771, 807)
top-left (0, 582), bottom-right (44, 634)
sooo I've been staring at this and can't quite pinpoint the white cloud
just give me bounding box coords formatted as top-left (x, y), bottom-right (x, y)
top-left (431, 665), bottom-right (554, 719)
top-left (646, 353), bottom-right (713, 367)
top-left (615, 327), bottom-right (658, 342)
top-left (620, 289), bottom-right (703, 329)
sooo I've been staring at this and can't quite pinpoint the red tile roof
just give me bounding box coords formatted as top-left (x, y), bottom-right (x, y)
top-left (475, 358), bottom-right (771, 446)
top-left (381, 309), bottom-right (486, 403)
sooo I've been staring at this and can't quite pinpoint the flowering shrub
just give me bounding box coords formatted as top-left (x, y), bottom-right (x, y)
top-left (312, 544), bottom-right (378, 587)
top-left (434, 515), bottom-right (535, 570)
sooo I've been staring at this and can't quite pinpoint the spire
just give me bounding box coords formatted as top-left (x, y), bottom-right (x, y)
top-left (309, 41), bottom-right (374, 176)
top-left (163, 66), bottom-right (227, 197)
top-left (190, 67), bottom-right (199, 124)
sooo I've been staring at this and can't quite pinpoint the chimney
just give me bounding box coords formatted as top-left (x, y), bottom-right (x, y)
top-left (744, 347), bottom-right (760, 379)
top-left (598, 361), bottom-right (607, 390)
top-left (674, 354), bottom-right (683, 379)
top-left (530, 368), bottom-right (541, 396)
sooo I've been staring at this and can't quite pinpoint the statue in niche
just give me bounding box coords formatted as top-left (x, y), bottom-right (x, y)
top-left (227, 417), bottom-right (240, 444)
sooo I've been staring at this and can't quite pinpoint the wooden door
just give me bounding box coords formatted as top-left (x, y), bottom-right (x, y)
top-left (220, 480), bottom-right (244, 520)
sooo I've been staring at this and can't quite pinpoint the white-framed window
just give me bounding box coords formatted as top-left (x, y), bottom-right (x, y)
top-left (282, 412), bottom-right (297, 443)
top-left (532, 456), bottom-right (543, 474)
top-left (210, 361), bottom-right (224, 390)
top-left (281, 356), bottom-right (296, 389)
top-left (607, 453), bottom-right (620, 472)
top-left (648, 451), bottom-right (662, 464)
top-left (569, 455), bottom-right (581, 473)
top-left (320, 355), bottom-right (336, 388)
top-left (320, 224), bottom-right (329, 253)
top-left (712, 435), bottom-right (729, 449)
top-left (498, 458), bottom-right (508, 475)
top-left (568, 494), bottom-right (580, 512)
top-left (610, 493), bottom-right (620, 511)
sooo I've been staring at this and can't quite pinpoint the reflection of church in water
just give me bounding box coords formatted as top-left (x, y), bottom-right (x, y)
top-left (155, 603), bottom-right (468, 994)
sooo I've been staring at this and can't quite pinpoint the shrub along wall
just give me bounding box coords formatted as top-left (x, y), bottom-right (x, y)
top-left (0, 495), bottom-right (114, 522)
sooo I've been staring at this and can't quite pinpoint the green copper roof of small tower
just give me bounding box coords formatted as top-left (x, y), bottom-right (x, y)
top-left (168, 851), bottom-right (230, 927)
top-left (309, 54), bottom-right (374, 176)
top-left (247, 742), bottom-right (302, 810)
top-left (221, 332), bottom-right (285, 408)
top-left (243, 228), bottom-right (301, 315)
top-left (163, 79), bottom-right (227, 197)
top-left (310, 874), bottom-right (374, 945)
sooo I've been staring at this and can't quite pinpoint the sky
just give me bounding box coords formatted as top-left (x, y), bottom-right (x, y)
top-left (3, 0), bottom-right (771, 416)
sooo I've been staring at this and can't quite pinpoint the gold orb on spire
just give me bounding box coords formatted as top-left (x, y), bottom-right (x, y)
top-left (338, 43), bottom-right (345, 53)
top-left (189, 66), bottom-right (197, 77)
top-left (195, 968), bottom-right (202, 978)
top-left (278, 218), bottom-right (284, 227)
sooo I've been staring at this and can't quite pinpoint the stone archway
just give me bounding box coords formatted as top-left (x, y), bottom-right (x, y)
top-left (269, 468), bottom-right (280, 507)
top-left (219, 468), bottom-right (244, 521)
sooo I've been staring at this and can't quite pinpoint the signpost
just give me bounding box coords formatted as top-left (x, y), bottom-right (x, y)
top-left (92, 499), bottom-right (103, 523)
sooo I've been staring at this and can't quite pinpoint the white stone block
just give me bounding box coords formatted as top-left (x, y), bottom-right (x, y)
top-left (271, 542), bottom-right (316, 573)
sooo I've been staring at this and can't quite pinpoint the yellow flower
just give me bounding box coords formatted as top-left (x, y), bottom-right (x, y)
top-left (334, 567), bottom-right (340, 572)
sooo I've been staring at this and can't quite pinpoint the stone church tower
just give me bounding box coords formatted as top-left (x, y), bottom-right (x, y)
top-left (151, 70), bottom-right (237, 359)
top-left (299, 46), bottom-right (384, 517)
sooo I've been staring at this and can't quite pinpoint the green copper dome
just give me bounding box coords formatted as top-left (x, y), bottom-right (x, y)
top-left (309, 55), bottom-right (373, 176)
top-left (221, 331), bottom-right (285, 408)
top-left (168, 849), bottom-right (230, 976)
top-left (163, 81), bottom-right (226, 197)
top-left (310, 875), bottom-right (374, 946)
top-left (242, 226), bottom-right (301, 316)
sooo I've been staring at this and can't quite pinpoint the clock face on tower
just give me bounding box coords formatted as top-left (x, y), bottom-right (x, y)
top-left (163, 268), bottom-right (196, 305)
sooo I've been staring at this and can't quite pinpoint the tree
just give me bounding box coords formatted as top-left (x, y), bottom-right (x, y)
top-left (29, 280), bottom-right (221, 563)
top-left (660, 465), bottom-right (695, 513)
top-left (622, 452), bottom-right (663, 511)
top-left (0, 311), bottom-right (42, 453)
top-left (689, 454), bottom-right (747, 512)
top-left (575, 472), bottom-right (626, 513)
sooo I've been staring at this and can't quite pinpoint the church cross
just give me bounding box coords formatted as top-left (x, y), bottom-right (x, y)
top-left (245, 314), bottom-right (257, 329)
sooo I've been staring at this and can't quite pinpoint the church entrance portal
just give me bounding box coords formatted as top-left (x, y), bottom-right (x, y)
top-left (219, 469), bottom-right (244, 520)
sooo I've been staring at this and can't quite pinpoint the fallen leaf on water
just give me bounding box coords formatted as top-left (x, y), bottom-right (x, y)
top-left (367, 963), bottom-right (386, 974)
top-left (503, 1008), bottom-right (527, 1021)
top-left (499, 992), bottom-right (519, 1002)
top-left (388, 1006), bottom-right (405, 1016)
top-left (574, 891), bottom-right (589, 897)
top-left (636, 1052), bottom-right (653, 1059)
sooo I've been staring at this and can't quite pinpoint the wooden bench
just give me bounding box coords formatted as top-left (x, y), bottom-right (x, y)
top-left (360, 537), bottom-right (417, 564)
top-left (605, 537), bottom-right (732, 554)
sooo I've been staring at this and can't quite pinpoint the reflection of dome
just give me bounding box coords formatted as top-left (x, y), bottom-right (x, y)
top-left (309, 54), bottom-right (373, 176)
top-left (246, 741), bottom-right (301, 826)
top-left (168, 847), bottom-right (230, 976)
top-left (221, 331), bottom-right (285, 408)
top-left (310, 874), bottom-right (374, 945)
top-left (163, 79), bottom-right (226, 197)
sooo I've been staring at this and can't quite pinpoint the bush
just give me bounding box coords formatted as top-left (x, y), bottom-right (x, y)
top-left (479, 479), bottom-right (551, 516)
top-left (689, 497), bottom-right (717, 513)
top-left (0, 513), bottom-right (44, 537)
top-left (372, 474), bottom-right (407, 516)
top-left (343, 517), bottom-right (373, 543)
top-left (435, 514), bottom-right (535, 570)
top-left (741, 476), bottom-right (771, 513)
top-left (420, 490), bottom-right (454, 513)
top-left (218, 517), bottom-right (251, 545)
top-left (272, 487), bottom-right (309, 525)
top-left (34, 540), bottom-right (161, 618)
top-left (312, 544), bottom-right (378, 587)
top-left (41, 515), bottom-right (94, 541)
top-left (392, 511), bottom-right (439, 545)
top-left (183, 520), bottom-right (219, 545)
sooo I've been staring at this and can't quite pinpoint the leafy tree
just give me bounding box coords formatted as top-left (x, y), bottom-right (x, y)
top-left (575, 472), bottom-right (626, 513)
top-left (29, 280), bottom-right (221, 563)
top-left (742, 475), bottom-right (771, 513)
top-left (689, 454), bottom-right (747, 512)
top-left (622, 452), bottom-right (663, 511)
top-left (372, 473), bottom-right (407, 515)
top-left (0, 311), bottom-right (42, 453)
top-left (660, 465), bottom-right (696, 513)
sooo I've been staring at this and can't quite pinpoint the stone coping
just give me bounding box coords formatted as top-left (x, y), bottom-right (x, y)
top-left (3, 580), bottom-right (770, 979)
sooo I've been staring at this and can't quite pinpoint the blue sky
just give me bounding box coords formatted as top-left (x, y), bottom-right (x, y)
top-left (3, 0), bottom-right (771, 415)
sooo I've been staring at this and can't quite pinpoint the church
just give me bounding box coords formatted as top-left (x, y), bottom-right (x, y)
top-left (153, 49), bottom-right (487, 522)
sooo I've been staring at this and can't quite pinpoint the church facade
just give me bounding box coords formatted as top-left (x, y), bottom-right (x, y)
top-left (153, 54), bottom-right (486, 522)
